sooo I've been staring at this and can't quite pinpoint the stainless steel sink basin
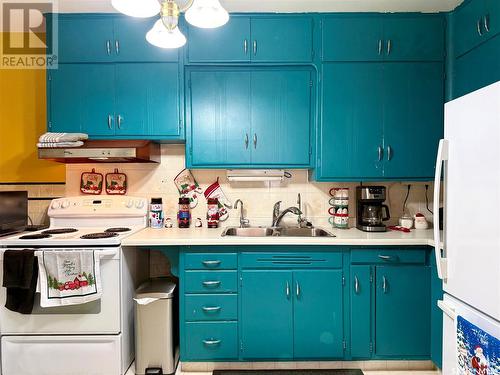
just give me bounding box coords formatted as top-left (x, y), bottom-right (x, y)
top-left (221, 226), bottom-right (335, 238)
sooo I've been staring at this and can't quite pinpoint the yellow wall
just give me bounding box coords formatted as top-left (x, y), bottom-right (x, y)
top-left (0, 33), bottom-right (65, 183)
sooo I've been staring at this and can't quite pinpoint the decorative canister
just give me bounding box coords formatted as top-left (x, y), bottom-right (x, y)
top-left (149, 198), bottom-right (164, 229)
top-left (178, 197), bottom-right (191, 228)
top-left (206, 198), bottom-right (220, 229)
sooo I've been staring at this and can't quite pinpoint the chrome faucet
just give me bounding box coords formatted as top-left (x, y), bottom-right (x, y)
top-left (272, 195), bottom-right (312, 228)
top-left (234, 199), bottom-right (249, 228)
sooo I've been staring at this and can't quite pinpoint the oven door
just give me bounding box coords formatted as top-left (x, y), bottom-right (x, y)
top-left (0, 247), bottom-right (121, 334)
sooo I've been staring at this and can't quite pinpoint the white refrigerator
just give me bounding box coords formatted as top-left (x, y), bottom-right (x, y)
top-left (434, 81), bottom-right (500, 374)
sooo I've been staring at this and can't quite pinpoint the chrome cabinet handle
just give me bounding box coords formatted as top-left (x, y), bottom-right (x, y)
top-left (202, 260), bottom-right (221, 267)
top-left (253, 134), bottom-right (257, 149)
top-left (202, 280), bottom-right (221, 287)
top-left (382, 276), bottom-right (388, 294)
top-left (484, 15), bottom-right (490, 33)
top-left (354, 276), bottom-right (360, 294)
top-left (378, 255), bottom-right (393, 261)
top-left (296, 281), bottom-right (300, 298)
top-left (378, 39), bottom-right (382, 55)
top-left (286, 281), bottom-right (290, 298)
top-left (106, 40), bottom-right (111, 55)
top-left (107, 114), bottom-right (113, 129)
top-left (477, 19), bottom-right (483, 36)
top-left (203, 339), bottom-right (221, 346)
top-left (253, 40), bottom-right (257, 55)
top-left (244, 133), bottom-right (249, 149)
top-left (115, 40), bottom-right (120, 54)
top-left (117, 115), bottom-right (123, 129)
top-left (387, 145), bottom-right (393, 161)
top-left (387, 39), bottom-right (392, 55)
top-left (244, 39), bottom-right (248, 54)
top-left (378, 146), bottom-right (383, 161)
top-left (202, 306), bottom-right (221, 312)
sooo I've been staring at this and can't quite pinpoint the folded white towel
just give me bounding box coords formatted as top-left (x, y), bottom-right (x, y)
top-left (37, 141), bottom-right (84, 148)
top-left (38, 132), bottom-right (88, 143)
top-left (37, 250), bottom-right (102, 307)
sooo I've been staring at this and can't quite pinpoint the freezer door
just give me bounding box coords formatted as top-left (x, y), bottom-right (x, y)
top-left (442, 81), bottom-right (500, 321)
top-left (439, 294), bottom-right (500, 375)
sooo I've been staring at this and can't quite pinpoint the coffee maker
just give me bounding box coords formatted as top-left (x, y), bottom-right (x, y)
top-left (356, 186), bottom-right (390, 232)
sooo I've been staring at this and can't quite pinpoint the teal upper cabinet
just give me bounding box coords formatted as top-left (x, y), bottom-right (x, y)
top-left (322, 15), bottom-right (444, 62)
top-left (187, 17), bottom-right (251, 63)
top-left (375, 266), bottom-right (430, 357)
top-left (187, 67), bottom-right (313, 168)
top-left (187, 16), bottom-right (313, 63)
top-left (56, 15), bottom-right (179, 63)
top-left (453, 0), bottom-right (500, 58)
top-left (241, 270), bottom-right (294, 359)
top-left (250, 17), bottom-right (313, 62)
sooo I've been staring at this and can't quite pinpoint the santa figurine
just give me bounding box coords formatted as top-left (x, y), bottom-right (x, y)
top-left (471, 345), bottom-right (489, 375)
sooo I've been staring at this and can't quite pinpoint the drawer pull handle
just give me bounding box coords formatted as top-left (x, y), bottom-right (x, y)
top-left (378, 255), bottom-right (393, 261)
top-left (202, 260), bottom-right (221, 267)
top-left (203, 339), bottom-right (221, 346)
top-left (202, 281), bottom-right (221, 287)
top-left (202, 306), bottom-right (221, 312)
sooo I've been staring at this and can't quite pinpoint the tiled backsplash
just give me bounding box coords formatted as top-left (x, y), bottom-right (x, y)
top-left (65, 145), bottom-right (439, 229)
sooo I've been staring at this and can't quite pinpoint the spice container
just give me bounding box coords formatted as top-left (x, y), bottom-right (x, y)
top-left (149, 198), bottom-right (164, 229)
top-left (206, 198), bottom-right (220, 229)
top-left (177, 197), bottom-right (191, 228)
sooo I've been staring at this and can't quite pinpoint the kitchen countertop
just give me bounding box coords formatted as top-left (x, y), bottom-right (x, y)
top-left (122, 227), bottom-right (441, 248)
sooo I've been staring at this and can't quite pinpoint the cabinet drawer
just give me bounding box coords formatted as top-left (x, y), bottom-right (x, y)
top-left (351, 249), bottom-right (426, 264)
top-left (240, 252), bottom-right (342, 269)
top-left (185, 294), bottom-right (238, 321)
top-left (184, 322), bottom-right (238, 360)
top-left (184, 253), bottom-right (237, 270)
top-left (184, 271), bottom-right (238, 293)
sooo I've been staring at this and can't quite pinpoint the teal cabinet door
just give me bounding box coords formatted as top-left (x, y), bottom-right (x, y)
top-left (187, 17), bottom-right (251, 62)
top-left (241, 270), bottom-right (293, 359)
top-left (58, 17), bottom-right (114, 63)
top-left (49, 65), bottom-right (84, 133)
top-left (486, 0), bottom-right (500, 38)
top-left (293, 270), bottom-right (344, 359)
top-left (453, 34), bottom-right (500, 98)
top-left (319, 63), bottom-right (384, 180)
top-left (454, 0), bottom-right (487, 57)
top-left (430, 250), bottom-right (443, 369)
top-left (250, 17), bottom-right (313, 62)
top-left (113, 17), bottom-right (179, 62)
top-left (250, 70), bottom-right (312, 166)
top-left (115, 63), bottom-right (180, 137)
top-left (80, 65), bottom-right (116, 137)
top-left (188, 70), bottom-right (251, 166)
top-left (375, 266), bottom-right (431, 357)
top-left (382, 16), bottom-right (445, 61)
top-left (350, 265), bottom-right (372, 359)
top-left (322, 16), bottom-right (383, 61)
top-left (382, 63), bottom-right (444, 179)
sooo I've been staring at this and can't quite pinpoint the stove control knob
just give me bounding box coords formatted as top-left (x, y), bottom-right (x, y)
top-left (135, 200), bottom-right (145, 209)
top-left (126, 199), bottom-right (134, 208)
top-left (61, 200), bottom-right (70, 209)
top-left (51, 201), bottom-right (61, 209)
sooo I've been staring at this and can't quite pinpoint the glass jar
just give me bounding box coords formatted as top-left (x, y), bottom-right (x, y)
top-left (177, 197), bottom-right (191, 228)
top-left (206, 198), bottom-right (220, 229)
top-left (149, 198), bottom-right (164, 229)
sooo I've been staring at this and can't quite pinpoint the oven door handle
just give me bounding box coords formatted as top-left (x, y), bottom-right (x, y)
top-left (34, 249), bottom-right (118, 258)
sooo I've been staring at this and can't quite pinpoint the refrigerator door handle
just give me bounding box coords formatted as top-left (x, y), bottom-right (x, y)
top-left (437, 299), bottom-right (457, 321)
top-left (434, 139), bottom-right (449, 280)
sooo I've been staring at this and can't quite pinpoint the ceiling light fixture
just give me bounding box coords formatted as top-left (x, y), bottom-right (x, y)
top-left (112, 0), bottom-right (230, 49)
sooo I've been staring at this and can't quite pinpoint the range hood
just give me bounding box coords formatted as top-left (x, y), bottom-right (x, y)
top-left (38, 140), bottom-right (161, 163)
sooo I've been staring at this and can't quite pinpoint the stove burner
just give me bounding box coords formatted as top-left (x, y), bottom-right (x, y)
top-left (80, 232), bottom-right (119, 240)
top-left (19, 234), bottom-right (52, 240)
top-left (42, 228), bottom-right (78, 235)
top-left (105, 227), bottom-right (131, 233)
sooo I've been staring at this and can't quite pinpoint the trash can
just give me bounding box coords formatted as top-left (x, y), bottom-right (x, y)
top-left (134, 278), bottom-right (177, 375)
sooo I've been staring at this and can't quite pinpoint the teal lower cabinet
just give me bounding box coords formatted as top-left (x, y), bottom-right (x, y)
top-left (350, 265), bottom-right (372, 358)
top-left (184, 322), bottom-right (239, 360)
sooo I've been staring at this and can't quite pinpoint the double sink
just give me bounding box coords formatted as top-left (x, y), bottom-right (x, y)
top-left (221, 226), bottom-right (335, 237)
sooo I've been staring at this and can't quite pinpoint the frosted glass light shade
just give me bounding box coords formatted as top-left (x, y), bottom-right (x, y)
top-left (185, 0), bottom-right (229, 29)
top-left (146, 20), bottom-right (186, 49)
top-left (111, 0), bottom-right (160, 18)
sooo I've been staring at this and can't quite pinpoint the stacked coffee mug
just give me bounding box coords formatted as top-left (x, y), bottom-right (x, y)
top-left (329, 188), bottom-right (349, 229)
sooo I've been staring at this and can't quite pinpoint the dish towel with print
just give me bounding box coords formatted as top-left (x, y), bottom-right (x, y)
top-left (37, 250), bottom-right (102, 307)
top-left (37, 141), bottom-right (84, 148)
top-left (3, 249), bottom-right (38, 314)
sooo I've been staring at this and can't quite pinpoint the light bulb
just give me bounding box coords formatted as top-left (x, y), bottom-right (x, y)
top-left (111, 0), bottom-right (160, 18)
top-left (185, 0), bottom-right (229, 29)
top-left (146, 20), bottom-right (186, 49)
